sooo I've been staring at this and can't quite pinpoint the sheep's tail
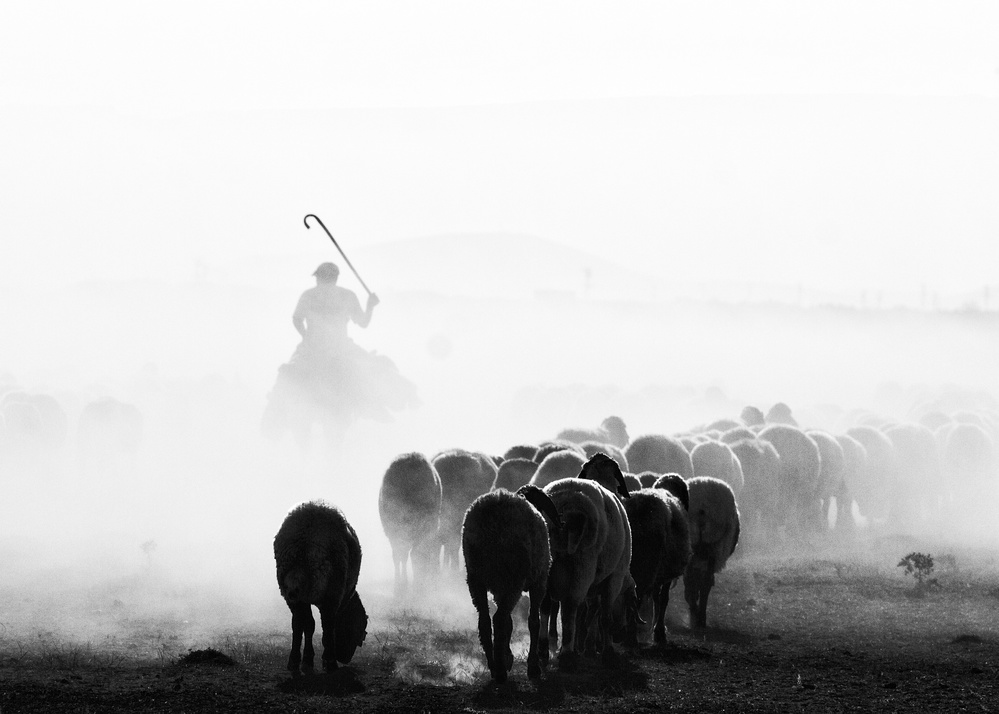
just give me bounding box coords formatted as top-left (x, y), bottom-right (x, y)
top-left (517, 485), bottom-right (562, 530)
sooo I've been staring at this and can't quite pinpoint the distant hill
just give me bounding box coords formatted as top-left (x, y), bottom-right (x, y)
top-left (215, 232), bottom-right (672, 302)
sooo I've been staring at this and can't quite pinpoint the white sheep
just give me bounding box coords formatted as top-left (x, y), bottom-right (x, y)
top-left (806, 430), bottom-right (845, 531)
top-left (757, 424), bottom-right (822, 537)
top-left (529, 449), bottom-right (587, 489)
top-left (690, 440), bottom-right (745, 495)
top-left (556, 415), bottom-right (630, 449)
top-left (492, 457), bottom-right (539, 492)
top-left (461, 485), bottom-right (561, 682)
top-left (273, 501), bottom-right (368, 674)
top-left (432, 449), bottom-right (498, 571)
top-left (844, 425), bottom-right (895, 523)
top-left (683, 477), bottom-right (740, 629)
top-left (378, 452), bottom-right (442, 594)
top-left (623, 434), bottom-right (695, 480)
top-left (540, 463), bottom-right (632, 669)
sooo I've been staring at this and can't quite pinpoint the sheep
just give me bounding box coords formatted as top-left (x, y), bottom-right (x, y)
top-left (503, 444), bottom-right (538, 461)
top-left (579, 440), bottom-right (630, 473)
top-left (637, 471), bottom-right (661, 489)
top-left (740, 406), bottom-right (766, 427)
top-left (493, 457), bottom-right (539, 492)
top-left (690, 440), bottom-right (745, 495)
top-left (575, 451), bottom-right (631, 499)
top-left (540, 464), bottom-right (632, 669)
top-left (624, 434), bottom-right (695, 480)
top-left (432, 449), bottom-right (498, 571)
top-left (76, 397), bottom-right (144, 475)
top-left (765, 402), bottom-right (798, 426)
top-left (273, 501), bottom-right (368, 674)
top-left (725, 437), bottom-right (780, 545)
top-left (622, 488), bottom-right (691, 645)
top-left (652, 473), bottom-right (690, 511)
top-left (534, 440), bottom-right (587, 463)
top-left (833, 433), bottom-right (866, 532)
top-left (882, 423), bottom-right (941, 531)
top-left (556, 415), bottom-right (630, 449)
top-left (720, 426), bottom-right (757, 444)
top-left (757, 424), bottom-right (822, 538)
top-left (622, 473), bottom-right (642, 493)
top-left (378, 452), bottom-right (442, 594)
top-left (529, 449), bottom-right (586, 489)
top-left (844, 425), bottom-right (895, 523)
top-left (806, 430), bottom-right (845, 531)
top-left (461, 485), bottom-right (561, 682)
top-left (683, 477), bottom-right (740, 629)
top-left (941, 422), bottom-right (996, 531)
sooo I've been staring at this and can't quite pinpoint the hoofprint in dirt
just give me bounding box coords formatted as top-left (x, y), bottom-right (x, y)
top-left (3, 544), bottom-right (999, 713)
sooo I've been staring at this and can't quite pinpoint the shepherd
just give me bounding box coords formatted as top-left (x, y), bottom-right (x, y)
top-left (262, 217), bottom-right (419, 447)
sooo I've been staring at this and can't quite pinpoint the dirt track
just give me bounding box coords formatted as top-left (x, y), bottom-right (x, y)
top-left (3, 545), bottom-right (998, 713)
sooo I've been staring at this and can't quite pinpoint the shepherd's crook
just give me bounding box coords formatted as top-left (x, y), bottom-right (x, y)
top-left (303, 214), bottom-right (372, 297)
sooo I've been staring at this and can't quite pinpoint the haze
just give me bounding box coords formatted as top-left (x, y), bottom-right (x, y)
top-left (2, 1), bottom-right (998, 651)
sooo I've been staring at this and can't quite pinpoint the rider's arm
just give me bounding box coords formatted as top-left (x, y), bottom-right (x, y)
top-left (353, 292), bottom-right (379, 328)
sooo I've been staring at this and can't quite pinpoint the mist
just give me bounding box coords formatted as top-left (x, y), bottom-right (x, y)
top-left (2, 0), bottom-right (999, 671)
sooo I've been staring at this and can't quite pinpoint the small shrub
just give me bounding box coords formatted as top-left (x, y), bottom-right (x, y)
top-left (897, 552), bottom-right (939, 591)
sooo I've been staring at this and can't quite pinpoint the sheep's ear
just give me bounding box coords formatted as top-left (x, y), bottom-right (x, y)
top-left (334, 591), bottom-right (368, 664)
top-left (611, 462), bottom-right (630, 499)
top-left (516, 485), bottom-right (563, 530)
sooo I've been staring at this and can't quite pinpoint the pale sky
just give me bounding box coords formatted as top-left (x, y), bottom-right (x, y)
top-left (2, 1), bottom-right (998, 300)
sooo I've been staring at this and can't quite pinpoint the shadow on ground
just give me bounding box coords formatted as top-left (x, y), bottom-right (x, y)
top-left (471, 652), bottom-right (649, 710)
top-left (276, 668), bottom-right (366, 695)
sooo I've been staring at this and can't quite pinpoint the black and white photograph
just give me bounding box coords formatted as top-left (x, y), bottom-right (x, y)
top-left (2, 2), bottom-right (998, 711)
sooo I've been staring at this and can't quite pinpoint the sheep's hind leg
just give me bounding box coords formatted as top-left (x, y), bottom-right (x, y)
top-left (538, 594), bottom-right (552, 670)
top-left (492, 592), bottom-right (519, 684)
top-left (653, 582), bottom-right (671, 645)
top-left (468, 583), bottom-right (495, 678)
top-left (526, 587), bottom-right (544, 679)
top-left (557, 598), bottom-right (580, 671)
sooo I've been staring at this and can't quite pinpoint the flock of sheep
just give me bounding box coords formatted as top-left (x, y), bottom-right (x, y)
top-left (273, 399), bottom-right (999, 683)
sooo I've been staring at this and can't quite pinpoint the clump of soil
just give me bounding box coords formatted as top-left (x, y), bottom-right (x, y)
top-left (178, 648), bottom-right (237, 667)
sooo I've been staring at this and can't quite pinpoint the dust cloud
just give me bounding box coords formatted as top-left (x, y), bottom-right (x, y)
top-left (2, 265), bottom-right (998, 654)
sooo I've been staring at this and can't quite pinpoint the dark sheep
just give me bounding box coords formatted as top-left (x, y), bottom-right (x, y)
top-left (652, 473), bottom-right (690, 511)
top-left (683, 477), bottom-right (740, 629)
top-left (462, 485), bottom-right (561, 682)
top-left (273, 501), bottom-right (368, 674)
top-left (622, 488), bottom-right (691, 645)
top-left (579, 440), bottom-right (630, 473)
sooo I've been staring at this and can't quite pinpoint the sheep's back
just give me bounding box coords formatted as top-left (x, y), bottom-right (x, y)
top-left (274, 501), bottom-right (361, 606)
top-left (624, 434), bottom-right (694, 479)
top-left (686, 477), bottom-right (739, 572)
top-left (461, 490), bottom-right (550, 591)
top-left (379, 452), bottom-right (442, 543)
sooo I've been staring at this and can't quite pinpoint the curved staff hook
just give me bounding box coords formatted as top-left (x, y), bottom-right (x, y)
top-left (303, 214), bottom-right (373, 297)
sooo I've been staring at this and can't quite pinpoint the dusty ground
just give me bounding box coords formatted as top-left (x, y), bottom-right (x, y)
top-left (3, 542), bottom-right (999, 713)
